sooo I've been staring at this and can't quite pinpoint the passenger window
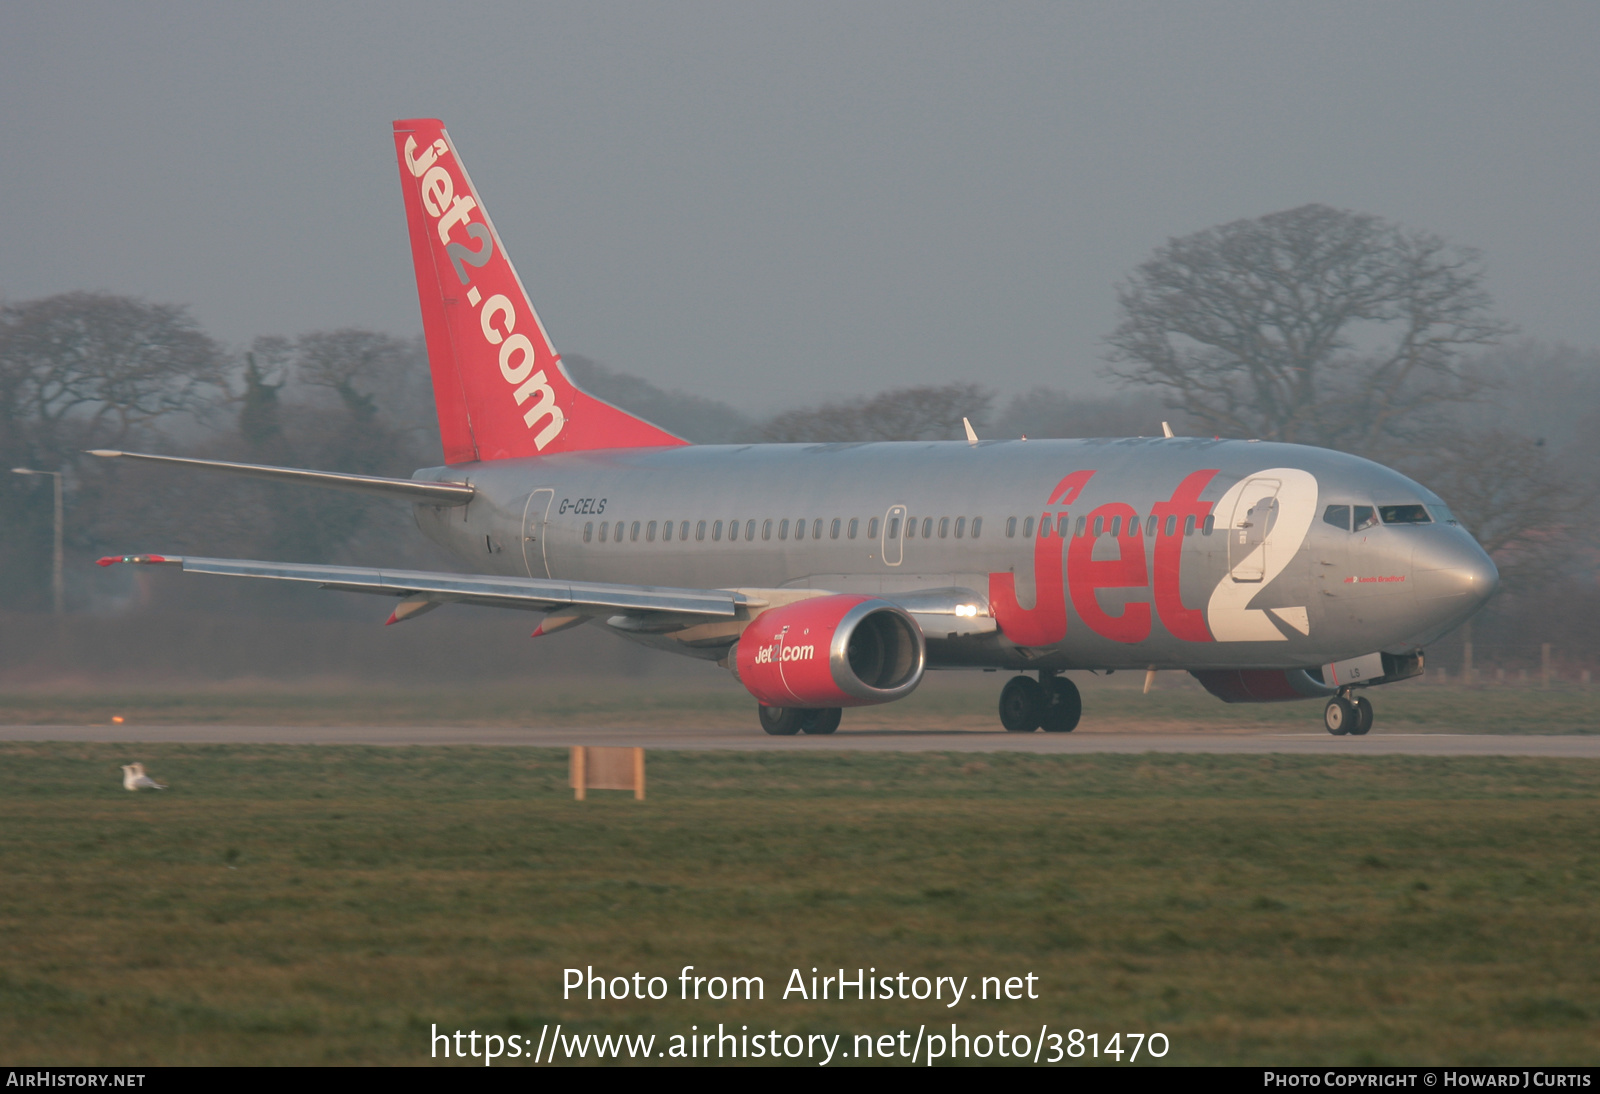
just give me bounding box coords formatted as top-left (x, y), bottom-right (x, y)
top-left (745, 520), bottom-right (756, 541)
top-left (1183, 515), bottom-right (1195, 537)
top-left (1323, 504), bottom-right (1351, 531)
top-left (848, 518), bottom-right (859, 539)
top-left (762, 519), bottom-right (773, 541)
top-left (1145, 515), bottom-right (1157, 537)
top-left (712, 520), bottom-right (722, 542)
top-left (646, 521), bottom-right (657, 542)
top-left (886, 517), bottom-right (899, 538)
top-left (831, 518), bottom-right (841, 539)
top-left (680, 520), bottom-right (690, 541)
top-left (869, 517), bottom-right (880, 538)
top-left (696, 520), bottom-right (706, 541)
top-left (1110, 516), bottom-right (1122, 537)
top-left (971, 517), bottom-right (982, 539)
top-left (631, 521), bottom-right (642, 542)
top-left (1075, 516), bottom-right (1086, 537)
top-left (1354, 506), bottom-right (1378, 531)
top-left (1006, 516), bottom-right (1017, 538)
top-left (1380, 504), bottom-right (1432, 525)
top-left (813, 519), bottom-right (823, 539)
top-left (661, 520), bottom-right (672, 542)
top-left (1022, 516), bottom-right (1035, 538)
top-left (1093, 516), bottom-right (1104, 537)
top-left (1058, 515), bottom-right (1070, 537)
top-left (1039, 517), bottom-right (1051, 539)
top-left (598, 521), bottom-right (609, 543)
top-left (778, 519), bottom-right (789, 540)
top-left (583, 521), bottom-right (593, 543)
top-left (938, 517), bottom-right (949, 538)
top-left (954, 516), bottom-right (966, 538)
top-left (799, 518), bottom-right (809, 540)
top-left (1164, 514), bottom-right (1176, 537)
top-left (1202, 515), bottom-right (1215, 535)
top-left (905, 516), bottom-right (917, 539)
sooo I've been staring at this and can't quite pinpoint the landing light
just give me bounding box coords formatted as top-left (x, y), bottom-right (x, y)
top-left (955, 604), bottom-right (979, 617)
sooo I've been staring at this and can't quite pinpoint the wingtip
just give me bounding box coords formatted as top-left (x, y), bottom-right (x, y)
top-left (87, 449), bottom-right (123, 458)
top-left (96, 554), bottom-right (174, 567)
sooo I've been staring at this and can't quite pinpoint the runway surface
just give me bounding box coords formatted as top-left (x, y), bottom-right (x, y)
top-left (5, 724), bottom-right (1600, 756)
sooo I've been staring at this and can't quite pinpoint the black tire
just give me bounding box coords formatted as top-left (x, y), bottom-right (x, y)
top-left (1041, 676), bottom-right (1082, 733)
top-left (1324, 696), bottom-right (1354, 736)
top-left (999, 676), bottom-right (1046, 732)
top-left (1350, 695), bottom-right (1374, 736)
top-left (759, 705), bottom-right (803, 736)
top-left (800, 708), bottom-right (842, 735)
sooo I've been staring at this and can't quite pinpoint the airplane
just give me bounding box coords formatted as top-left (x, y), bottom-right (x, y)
top-left (93, 118), bottom-right (1499, 738)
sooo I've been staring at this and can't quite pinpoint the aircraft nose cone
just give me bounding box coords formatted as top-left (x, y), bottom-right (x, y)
top-left (1414, 532), bottom-right (1499, 607)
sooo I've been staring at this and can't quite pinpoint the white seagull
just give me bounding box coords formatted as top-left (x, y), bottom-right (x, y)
top-left (121, 763), bottom-right (167, 791)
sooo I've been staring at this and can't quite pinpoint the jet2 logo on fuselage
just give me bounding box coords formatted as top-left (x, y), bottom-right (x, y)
top-left (988, 467), bottom-right (1318, 647)
top-left (403, 134), bottom-right (566, 451)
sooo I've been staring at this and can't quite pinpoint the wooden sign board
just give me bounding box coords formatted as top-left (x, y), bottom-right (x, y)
top-left (570, 746), bottom-right (645, 801)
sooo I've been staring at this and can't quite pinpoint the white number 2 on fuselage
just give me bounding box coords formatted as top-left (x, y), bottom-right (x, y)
top-left (1206, 467), bottom-right (1318, 641)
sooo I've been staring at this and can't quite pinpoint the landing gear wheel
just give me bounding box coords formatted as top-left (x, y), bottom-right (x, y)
top-left (1041, 676), bottom-right (1082, 733)
top-left (800, 708), bottom-right (842, 735)
top-left (999, 676), bottom-right (1046, 732)
top-left (759, 706), bottom-right (803, 736)
top-left (1324, 696), bottom-right (1355, 736)
top-left (1350, 696), bottom-right (1373, 736)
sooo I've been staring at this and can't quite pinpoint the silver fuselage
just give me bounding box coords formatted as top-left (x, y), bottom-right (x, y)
top-left (411, 437), bottom-right (1496, 671)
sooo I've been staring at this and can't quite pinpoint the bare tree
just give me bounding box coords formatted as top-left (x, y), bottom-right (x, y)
top-left (1105, 205), bottom-right (1512, 450)
top-left (761, 383), bottom-right (993, 443)
top-left (0, 292), bottom-right (227, 452)
top-left (293, 329), bottom-right (419, 424)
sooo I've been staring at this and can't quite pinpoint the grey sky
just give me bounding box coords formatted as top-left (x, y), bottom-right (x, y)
top-left (3, 2), bottom-right (1596, 414)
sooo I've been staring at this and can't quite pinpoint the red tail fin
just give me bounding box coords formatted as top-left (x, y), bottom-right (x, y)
top-left (393, 119), bottom-right (687, 463)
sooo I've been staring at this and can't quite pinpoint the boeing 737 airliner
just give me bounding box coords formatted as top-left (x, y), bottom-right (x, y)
top-left (96, 119), bottom-right (1498, 737)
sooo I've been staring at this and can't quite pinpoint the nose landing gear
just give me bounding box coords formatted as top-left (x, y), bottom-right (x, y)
top-left (1323, 692), bottom-right (1374, 736)
top-left (999, 672), bottom-right (1082, 733)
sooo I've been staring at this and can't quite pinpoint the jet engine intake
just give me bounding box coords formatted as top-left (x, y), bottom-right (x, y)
top-left (731, 594), bottom-right (925, 707)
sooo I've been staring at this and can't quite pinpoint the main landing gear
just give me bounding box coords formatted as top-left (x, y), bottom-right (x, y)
top-left (1323, 692), bottom-right (1374, 736)
top-left (759, 705), bottom-right (842, 736)
top-left (999, 672), bottom-right (1081, 733)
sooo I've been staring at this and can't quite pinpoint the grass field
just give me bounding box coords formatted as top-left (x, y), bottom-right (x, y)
top-left (1, 674), bottom-right (1597, 733)
top-left (4, 742), bottom-right (1600, 1065)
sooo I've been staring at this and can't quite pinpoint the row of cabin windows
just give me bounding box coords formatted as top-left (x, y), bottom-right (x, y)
top-left (579, 516), bottom-right (990, 544)
top-left (1004, 513), bottom-right (1216, 539)
top-left (574, 510), bottom-right (1225, 544)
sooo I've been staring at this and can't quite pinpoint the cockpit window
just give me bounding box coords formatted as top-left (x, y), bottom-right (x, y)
top-left (1431, 504), bottom-right (1461, 526)
top-left (1380, 504), bottom-right (1432, 525)
top-left (1322, 504), bottom-right (1351, 531)
top-left (1353, 505), bottom-right (1379, 531)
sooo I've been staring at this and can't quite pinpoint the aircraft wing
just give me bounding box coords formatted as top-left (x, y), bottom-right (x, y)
top-left (97, 554), bottom-right (747, 625)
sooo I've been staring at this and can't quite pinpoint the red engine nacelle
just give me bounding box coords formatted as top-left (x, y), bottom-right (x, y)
top-left (732, 594), bottom-right (926, 708)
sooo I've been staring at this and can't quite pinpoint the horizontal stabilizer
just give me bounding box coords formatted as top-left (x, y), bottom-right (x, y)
top-left (98, 554), bottom-right (746, 618)
top-left (87, 450), bottom-right (475, 506)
